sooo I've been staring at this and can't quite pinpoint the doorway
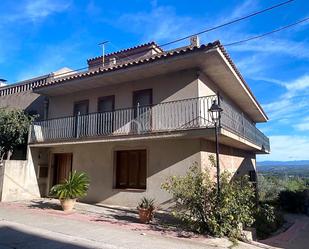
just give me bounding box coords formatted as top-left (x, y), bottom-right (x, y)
top-left (132, 89), bottom-right (152, 133)
top-left (52, 153), bottom-right (73, 185)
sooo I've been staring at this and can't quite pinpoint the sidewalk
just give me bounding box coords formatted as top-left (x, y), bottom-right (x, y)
top-left (0, 199), bottom-right (268, 249)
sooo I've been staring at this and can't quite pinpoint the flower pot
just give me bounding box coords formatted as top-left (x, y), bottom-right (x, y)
top-left (60, 198), bottom-right (76, 212)
top-left (138, 208), bottom-right (154, 223)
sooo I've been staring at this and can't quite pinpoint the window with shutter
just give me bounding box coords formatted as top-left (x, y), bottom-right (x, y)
top-left (115, 150), bottom-right (147, 189)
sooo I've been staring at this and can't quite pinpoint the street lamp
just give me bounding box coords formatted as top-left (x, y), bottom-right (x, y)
top-left (209, 99), bottom-right (223, 196)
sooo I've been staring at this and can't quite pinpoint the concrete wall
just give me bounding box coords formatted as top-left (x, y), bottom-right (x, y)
top-left (29, 137), bottom-right (256, 207)
top-left (0, 159), bottom-right (41, 202)
top-left (0, 90), bottom-right (45, 119)
top-left (48, 69), bottom-right (199, 118)
top-left (39, 138), bottom-right (201, 207)
top-left (200, 139), bottom-right (256, 181)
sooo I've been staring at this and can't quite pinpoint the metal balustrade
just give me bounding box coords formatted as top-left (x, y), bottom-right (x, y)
top-left (29, 95), bottom-right (270, 151)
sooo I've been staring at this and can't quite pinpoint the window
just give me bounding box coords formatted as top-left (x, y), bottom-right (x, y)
top-left (73, 100), bottom-right (89, 137)
top-left (115, 150), bottom-right (147, 189)
top-left (132, 89), bottom-right (152, 132)
top-left (249, 170), bottom-right (257, 182)
top-left (73, 100), bottom-right (89, 116)
top-left (133, 89), bottom-right (152, 108)
top-left (98, 95), bottom-right (115, 135)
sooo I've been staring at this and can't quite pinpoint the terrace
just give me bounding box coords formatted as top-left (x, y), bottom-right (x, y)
top-left (29, 95), bottom-right (270, 152)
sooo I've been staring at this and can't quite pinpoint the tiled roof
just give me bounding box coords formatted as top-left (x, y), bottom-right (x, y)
top-left (87, 41), bottom-right (163, 62)
top-left (32, 40), bottom-right (267, 119)
top-left (0, 74), bottom-right (50, 96)
top-left (34, 41), bottom-right (220, 90)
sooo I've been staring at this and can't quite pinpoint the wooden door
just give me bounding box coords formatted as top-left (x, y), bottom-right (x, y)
top-left (53, 153), bottom-right (72, 185)
top-left (98, 95), bottom-right (115, 134)
top-left (73, 100), bottom-right (89, 116)
top-left (74, 100), bottom-right (89, 137)
top-left (132, 89), bottom-right (152, 133)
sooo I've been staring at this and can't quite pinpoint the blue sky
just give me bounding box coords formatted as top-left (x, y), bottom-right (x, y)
top-left (0, 0), bottom-right (308, 161)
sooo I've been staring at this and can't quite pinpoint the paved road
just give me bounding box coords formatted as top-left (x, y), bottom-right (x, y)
top-left (0, 220), bottom-right (112, 249)
top-left (260, 214), bottom-right (309, 249)
top-left (0, 206), bottom-right (224, 249)
top-left (0, 203), bottom-right (266, 249)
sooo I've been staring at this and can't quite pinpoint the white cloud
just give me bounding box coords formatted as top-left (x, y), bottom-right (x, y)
top-left (228, 36), bottom-right (309, 60)
top-left (260, 74), bottom-right (309, 121)
top-left (284, 74), bottom-right (309, 96)
top-left (118, 6), bottom-right (199, 43)
top-left (17, 41), bottom-right (83, 81)
top-left (24, 0), bottom-right (71, 21)
top-left (258, 135), bottom-right (309, 161)
top-left (294, 117), bottom-right (309, 131)
top-left (3, 0), bottom-right (71, 23)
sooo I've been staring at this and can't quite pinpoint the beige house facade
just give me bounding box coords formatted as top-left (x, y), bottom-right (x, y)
top-left (25, 40), bottom-right (269, 207)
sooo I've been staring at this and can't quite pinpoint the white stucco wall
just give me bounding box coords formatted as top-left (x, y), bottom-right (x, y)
top-left (0, 159), bottom-right (40, 202)
top-left (29, 137), bottom-right (256, 208)
top-left (48, 69), bottom-right (199, 119)
top-left (45, 138), bottom-right (201, 207)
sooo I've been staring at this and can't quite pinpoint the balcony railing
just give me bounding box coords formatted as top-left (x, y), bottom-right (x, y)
top-left (29, 95), bottom-right (270, 151)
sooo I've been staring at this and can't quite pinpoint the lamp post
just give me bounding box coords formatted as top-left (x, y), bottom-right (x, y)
top-left (209, 99), bottom-right (223, 196)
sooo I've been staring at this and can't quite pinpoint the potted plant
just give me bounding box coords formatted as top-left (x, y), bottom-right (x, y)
top-left (50, 171), bottom-right (90, 212)
top-left (137, 197), bottom-right (155, 223)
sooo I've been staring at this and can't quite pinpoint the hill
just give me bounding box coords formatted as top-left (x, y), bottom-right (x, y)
top-left (257, 160), bottom-right (309, 178)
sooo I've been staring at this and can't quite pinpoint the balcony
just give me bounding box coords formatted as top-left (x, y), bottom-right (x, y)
top-left (29, 96), bottom-right (270, 152)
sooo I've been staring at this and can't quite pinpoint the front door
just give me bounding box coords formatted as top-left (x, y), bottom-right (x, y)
top-left (132, 89), bottom-right (152, 133)
top-left (53, 153), bottom-right (72, 185)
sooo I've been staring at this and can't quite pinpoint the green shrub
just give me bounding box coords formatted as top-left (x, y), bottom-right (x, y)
top-left (279, 190), bottom-right (307, 213)
top-left (161, 164), bottom-right (255, 238)
top-left (50, 171), bottom-right (90, 199)
top-left (254, 203), bottom-right (284, 239)
top-left (0, 108), bottom-right (35, 161)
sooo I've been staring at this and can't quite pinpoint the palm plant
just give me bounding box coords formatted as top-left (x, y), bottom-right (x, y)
top-left (50, 171), bottom-right (90, 200)
top-left (138, 197), bottom-right (155, 210)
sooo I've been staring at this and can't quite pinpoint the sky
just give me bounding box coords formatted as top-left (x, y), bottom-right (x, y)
top-left (0, 0), bottom-right (308, 161)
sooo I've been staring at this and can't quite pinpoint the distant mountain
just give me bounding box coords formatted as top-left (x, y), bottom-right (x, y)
top-left (257, 160), bottom-right (309, 172)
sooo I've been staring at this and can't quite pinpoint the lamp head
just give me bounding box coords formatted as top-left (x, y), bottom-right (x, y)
top-left (209, 100), bottom-right (223, 122)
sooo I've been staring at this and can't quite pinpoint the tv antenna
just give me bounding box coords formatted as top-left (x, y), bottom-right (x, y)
top-left (98, 41), bottom-right (109, 67)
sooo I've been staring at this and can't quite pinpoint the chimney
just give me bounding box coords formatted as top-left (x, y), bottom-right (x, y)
top-left (0, 79), bottom-right (7, 87)
top-left (109, 57), bottom-right (117, 66)
top-left (190, 35), bottom-right (200, 47)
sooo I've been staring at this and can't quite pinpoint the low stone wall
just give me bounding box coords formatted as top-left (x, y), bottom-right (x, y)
top-left (0, 160), bottom-right (40, 202)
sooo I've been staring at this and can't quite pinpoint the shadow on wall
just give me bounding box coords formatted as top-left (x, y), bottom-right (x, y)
top-left (25, 95), bottom-right (46, 121)
top-left (0, 226), bottom-right (92, 249)
top-left (200, 139), bottom-right (255, 181)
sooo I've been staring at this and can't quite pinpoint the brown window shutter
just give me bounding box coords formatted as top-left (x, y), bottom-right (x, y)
top-left (139, 150), bottom-right (147, 188)
top-left (116, 150), bottom-right (147, 189)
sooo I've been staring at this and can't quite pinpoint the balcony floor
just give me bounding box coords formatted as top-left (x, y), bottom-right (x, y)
top-left (29, 127), bottom-right (269, 154)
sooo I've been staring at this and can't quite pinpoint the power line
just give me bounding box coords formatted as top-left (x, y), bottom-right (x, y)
top-left (45, 0), bottom-right (297, 79)
top-left (224, 17), bottom-right (309, 46)
top-left (53, 17), bottom-right (307, 79)
top-left (159, 0), bottom-right (296, 47)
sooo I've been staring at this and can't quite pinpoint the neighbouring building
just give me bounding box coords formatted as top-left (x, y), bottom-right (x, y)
top-left (6, 39), bottom-right (270, 206)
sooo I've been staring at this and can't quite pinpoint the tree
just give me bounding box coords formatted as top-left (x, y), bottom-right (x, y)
top-left (161, 163), bottom-right (255, 239)
top-left (0, 108), bottom-right (34, 161)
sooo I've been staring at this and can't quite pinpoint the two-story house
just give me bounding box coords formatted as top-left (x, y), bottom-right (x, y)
top-left (27, 39), bottom-right (270, 207)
